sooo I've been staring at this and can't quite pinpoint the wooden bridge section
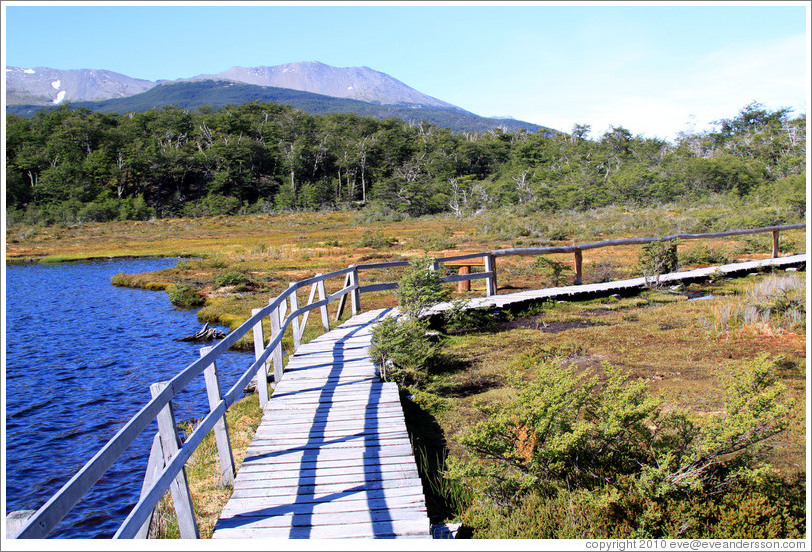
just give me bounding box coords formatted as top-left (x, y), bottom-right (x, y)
top-left (212, 309), bottom-right (430, 539)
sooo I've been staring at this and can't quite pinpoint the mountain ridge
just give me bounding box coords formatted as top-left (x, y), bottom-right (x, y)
top-left (181, 61), bottom-right (466, 112)
top-left (5, 62), bottom-right (554, 134)
top-left (6, 79), bottom-right (552, 134)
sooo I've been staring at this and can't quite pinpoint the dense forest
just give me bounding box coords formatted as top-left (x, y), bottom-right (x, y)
top-left (5, 100), bottom-right (806, 226)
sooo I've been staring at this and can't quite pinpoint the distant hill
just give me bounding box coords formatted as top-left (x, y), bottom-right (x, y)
top-left (7, 80), bottom-right (553, 134)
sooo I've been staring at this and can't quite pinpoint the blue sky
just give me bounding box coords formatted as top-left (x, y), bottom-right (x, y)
top-left (2, 2), bottom-right (809, 140)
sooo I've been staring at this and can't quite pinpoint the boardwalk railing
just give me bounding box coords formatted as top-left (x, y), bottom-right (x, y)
top-left (11, 223), bottom-right (805, 539)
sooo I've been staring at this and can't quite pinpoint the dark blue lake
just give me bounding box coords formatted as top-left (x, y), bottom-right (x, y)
top-left (5, 258), bottom-right (254, 538)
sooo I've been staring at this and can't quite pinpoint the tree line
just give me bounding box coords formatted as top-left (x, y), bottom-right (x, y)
top-left (5, 100), bottom-right (806, 225)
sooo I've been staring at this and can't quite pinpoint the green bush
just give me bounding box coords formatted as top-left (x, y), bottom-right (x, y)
top-left (166, 283), bottom-right (206, 308)
top-left (370, 316), bottom-right (440, 387)
top-left (532, 256), bottom-right (572, 287)
top-left (638, 239), bottom-right (678, 284)
top-left (356, 230), bottom-right (398, 249)
top-left (443, 299), bottom-right (498, 334)
top-left (213, 270), bottom-right (254, 289)
top-left (447, 354), bottom-right (799, 537)
top-left (396, 256), bottom-right (451, 318)
top-left (679, 244), bottom-right (731, 267)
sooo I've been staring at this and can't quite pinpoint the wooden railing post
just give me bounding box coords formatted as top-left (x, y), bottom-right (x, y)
top-left (335, 272), bottom-right (351, 321)
top-left (289, 283), bottom-right (301, 351)
top-left (269, 304), bottom-right (285, 384)
top-left (316, 276), bottom-right (330, 332)
top-left (457, 265), bottom-right (471, 292)
top-left (349, 265), bottom-right (360, 315)
top-left (134, 433), bottom-right (165, 538)
top-left (484, 254), bottom-right (497, 296)
top-left (149, 382), bottom-right (199, 539)
top-left (772, 230), bottom-right (780, 258)
top-left (199, 347), bottom-right (235, 487)
top-left (251, 309), bottom-right (270, 407)
top-left (574, 249), bottom-right (583, 285)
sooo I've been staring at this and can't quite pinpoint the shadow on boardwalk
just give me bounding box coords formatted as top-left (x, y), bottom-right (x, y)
top-left (212, 309), bottom-right (431, 539)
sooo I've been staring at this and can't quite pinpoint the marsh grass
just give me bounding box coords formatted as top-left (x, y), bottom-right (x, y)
top-left (710, 273), bottom-right (806, 333)
top-left (148, 392), bottom-right (263, 538)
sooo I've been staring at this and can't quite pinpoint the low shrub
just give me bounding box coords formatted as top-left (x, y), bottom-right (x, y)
top-left (166, 283), bottom-right (206, 308)
top-left (213, 270), bottom-right (254, 289)
top-left (396, 256), bottom-right (451, 318)
top-left (370, 316), bottom-right (440, 387)
top-left (532, 256), bottom-right (572, 287)
top-left (638, 239), bottom-right (678, 285)
top-left (447, 353), bottom-right (799, 538)
top-left (443, 299), bottom-right (498, 334)
top-left (679, 244), bottom-right (731, 267)
top-left (356, 230), bottom-right (398, 249)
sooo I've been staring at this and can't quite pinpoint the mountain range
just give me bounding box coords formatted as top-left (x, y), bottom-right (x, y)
top-left (5, 61), bottom-right (552, 134)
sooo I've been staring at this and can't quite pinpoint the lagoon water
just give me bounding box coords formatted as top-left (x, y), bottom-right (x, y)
top-left (5, 258), bottom-right (254, 538)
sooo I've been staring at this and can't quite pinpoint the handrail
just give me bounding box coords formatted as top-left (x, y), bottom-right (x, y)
top-left (491, 223), bottom-right (806, 257)
top-left (12, 222), bottom-right (805, 539)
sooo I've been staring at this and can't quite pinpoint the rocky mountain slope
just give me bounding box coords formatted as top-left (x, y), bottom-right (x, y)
top-left (184, 61), bottom-right (464, 110)
top-left (5, 66), bottom-right (156, 105)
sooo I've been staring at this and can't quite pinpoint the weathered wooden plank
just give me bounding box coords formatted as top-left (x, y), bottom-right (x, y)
top-left (258, 415), bottom-right (407, 430)
top-left (236, 460), bottom-right (419, 478)
top-left (233, 466), bottom-right (419, 486)
top-left (251, 429), bottom-right (410, 446)
top-left (260, 406), bottom-right (404, 424)
top-left (260, 420), bottom-right (407, 437)
top-left (283, 361), bottom-right (377, 372)
top-left (241, 453), bottom-right (419, 470)
top-left (227, 476), bottom-right (425, 497)
top-left (244, 443), bottom-right (416, 462)
top-left (216, 506), bottom-right (428, 531)
top-left (271, 380), bottom-right (386, 395)
top-left (247, 434), bottom-right (411, 451)
top-left (260, 408), bottom-right (406, 425)
top-left (213, 517), bottom-right (430, 539)
top-left (265, 394), bottom-right (401, 409)
top-left (220, 494), bottom-right (426, 517)
top-left (228, 484), bottom-right (425, 503)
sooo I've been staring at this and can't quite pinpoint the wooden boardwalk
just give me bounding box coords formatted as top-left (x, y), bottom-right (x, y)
top-left (212, 253), bottom-right (805, 539)
top-left (212, 308), bottom-right (430, 539)
top-left (427, 254), bottom-right (807, 315)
